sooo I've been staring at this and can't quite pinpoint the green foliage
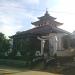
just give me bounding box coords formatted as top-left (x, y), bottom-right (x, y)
top-left (71, 39), bottom-right (75, 48)
top-left (0, 59), bottom-right (26, 68)
top-left (62, 35), bottom-right (72, 49)
top-left (20, 37), bottom-right (41, 61)
top-left (62, 34), bottom-right (75, 49)
top-left (0, 33), bottom-right (10, 56)
top-left (11, 36), bottom-right (41, 64)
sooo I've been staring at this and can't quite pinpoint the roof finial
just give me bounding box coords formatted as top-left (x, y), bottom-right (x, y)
top-left (46, 8), bottom-right (48, 11)
top-left (45, 8), bottom-right (48, 15)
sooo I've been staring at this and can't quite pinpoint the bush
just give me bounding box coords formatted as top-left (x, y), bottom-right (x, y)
top-left (0, 59), bottom-right (27, 68)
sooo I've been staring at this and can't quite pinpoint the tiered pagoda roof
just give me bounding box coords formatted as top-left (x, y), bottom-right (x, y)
top-left (31, 10), bottom-right (63, 27)
top-left (10, 10), bottom-right (70, 38)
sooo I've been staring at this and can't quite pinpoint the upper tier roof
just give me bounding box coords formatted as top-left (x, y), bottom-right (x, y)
top-left (32, 10), bottom-right (63, 27)
top-left (38, 10), bottom-right (56, 20)
top-left (31, 20), bottom-right (63, 26)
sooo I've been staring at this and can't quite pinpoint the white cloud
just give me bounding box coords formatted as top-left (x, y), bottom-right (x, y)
top-left (57, 0), bottom-right (75, 32)
top-left (47, 0), bottom-right (75, 32)
top-left (1, 0), bottom-right (75, 37)
top-left (55, 0), bottom-right (75, 12)
top-left (0, 0), bottom-right (38, 37)
top-left (22, 0), bottom-right (39, 4)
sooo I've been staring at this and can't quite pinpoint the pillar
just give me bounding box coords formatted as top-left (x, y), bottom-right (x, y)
top-left (41, 40), bottom-right (45, 56)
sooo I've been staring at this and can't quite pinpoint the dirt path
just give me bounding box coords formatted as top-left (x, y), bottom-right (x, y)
top-left (0, 65), bottom-right (63, 75)
top-left (10, 71), bottom-right (62, 75)
top-left (0, 68), bottom-right (62, 75)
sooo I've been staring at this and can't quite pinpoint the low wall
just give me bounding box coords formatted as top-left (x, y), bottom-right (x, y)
top-left (56, 49), bottom-right (75, 56)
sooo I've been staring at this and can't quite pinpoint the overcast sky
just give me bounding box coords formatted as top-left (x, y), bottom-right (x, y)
top-left (0, 0), bottom-right (75, 37)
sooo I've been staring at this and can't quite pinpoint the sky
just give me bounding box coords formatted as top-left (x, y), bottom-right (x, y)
top-left (0, 0), bottom-right (75, 38)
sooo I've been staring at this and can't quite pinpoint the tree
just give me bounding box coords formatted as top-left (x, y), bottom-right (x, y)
top-left (0, 32), bottom-right (10, 56)
top-left (71, 39), bottom-right (75, 48)
top-left (62, 35), bottom-right (72, 49)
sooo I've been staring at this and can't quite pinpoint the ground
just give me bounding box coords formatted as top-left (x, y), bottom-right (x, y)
top-left (0, 66), bottom-right (62, 75)
top-left (0, 63), bottom-right (75, 75)
top-left (0, 69), bottom-right (61, 75)
top-left (10, 71), bottom-right (62, 75)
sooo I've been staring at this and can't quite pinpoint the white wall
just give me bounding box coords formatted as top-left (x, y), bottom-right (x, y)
top-left (48, 33), bottom-right (66, 55)
top-left (49, 33), bottom-right (58, 55)
top-left (56, 33), bottom-right (65, 50)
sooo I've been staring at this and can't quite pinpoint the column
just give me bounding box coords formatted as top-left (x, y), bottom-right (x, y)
top-left (57, 34), bottom-right (63, 50)
top-left (53, 36), bottom-right (58, 54)
top-left (41, 40), bottom-right (45, 56)
top-left (37, 37), bottom-right (46, 56)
